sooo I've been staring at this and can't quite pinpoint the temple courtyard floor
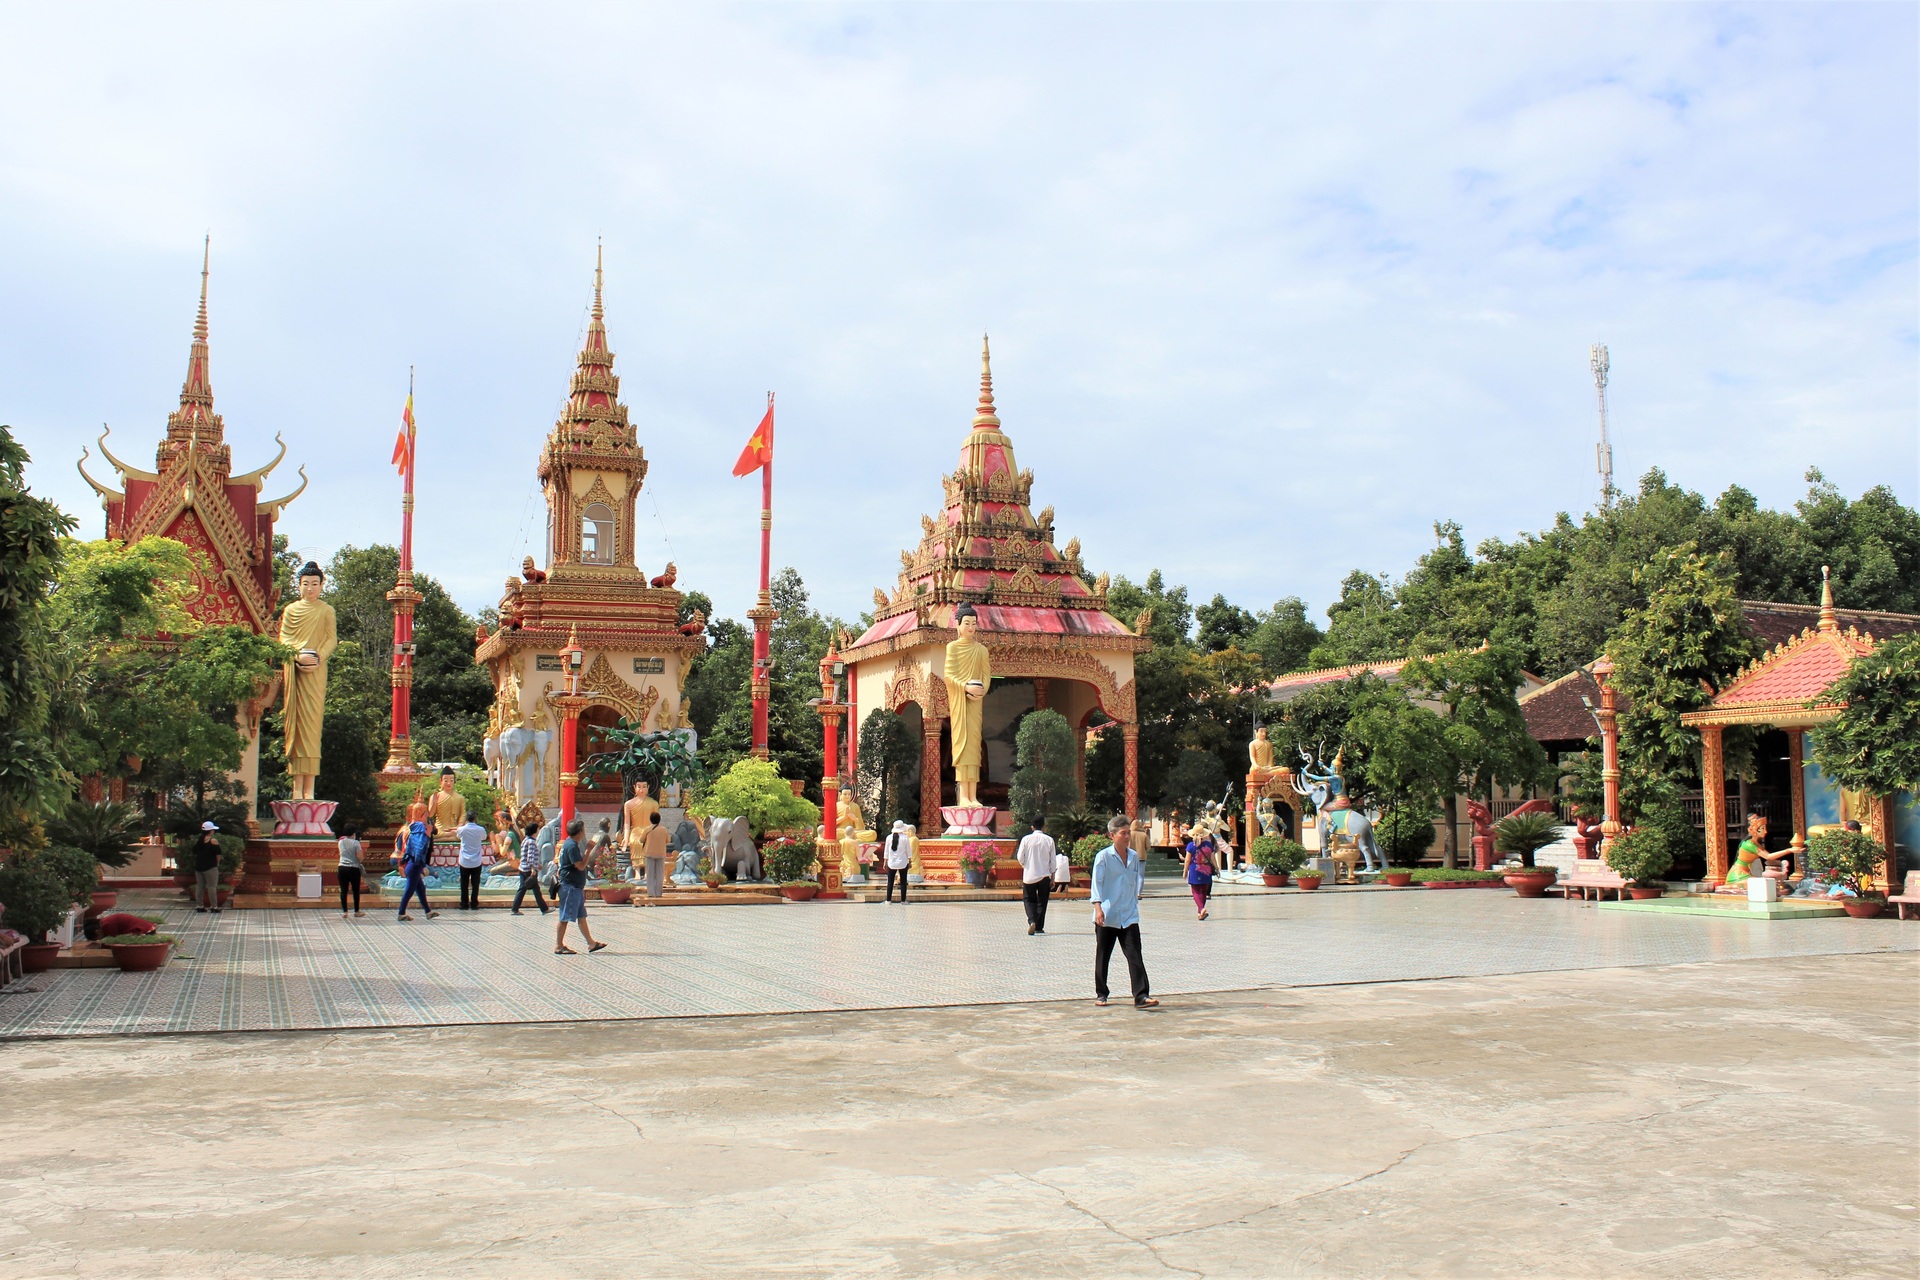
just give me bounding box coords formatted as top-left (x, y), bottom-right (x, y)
top-left (1, 891), bottom-right (1915, 1277)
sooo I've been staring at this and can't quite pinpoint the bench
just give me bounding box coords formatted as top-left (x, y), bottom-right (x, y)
top-left (1889, 871), bottom-right (1920, 921)
top-left (1560, 859), bottom-right (1630, 902)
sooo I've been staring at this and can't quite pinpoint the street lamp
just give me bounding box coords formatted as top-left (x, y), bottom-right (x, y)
top-left (558, 626), bottom-right (586, 834)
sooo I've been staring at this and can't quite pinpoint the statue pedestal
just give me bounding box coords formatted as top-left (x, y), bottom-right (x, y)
top-left (269, 799), bottom-right (339, 837)
top-left (941, 806), bottom-right (996, 837)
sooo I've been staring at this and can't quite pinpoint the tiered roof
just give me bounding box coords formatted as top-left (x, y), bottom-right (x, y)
top-left (76, 241), bottom-right (303, 633)
top-left (536, 246), bottom-right (645, 533)
top-left (847, 339), bottom-right (1142, 655)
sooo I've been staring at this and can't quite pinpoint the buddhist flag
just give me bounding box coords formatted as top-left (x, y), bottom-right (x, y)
top-left (732, 399), bottom-right (773, 477)
top-left (390, 394), bottom-right (415, 478)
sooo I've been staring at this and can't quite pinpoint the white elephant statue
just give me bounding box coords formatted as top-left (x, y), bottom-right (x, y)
top-left (705, 817), bottom-right (761, 882)
top-left (483, 734), bottom-right (505, 790)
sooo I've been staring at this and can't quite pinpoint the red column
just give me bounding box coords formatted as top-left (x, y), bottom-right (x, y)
top-left (558, 700), bottom-right (584, 836)
top-left (818, 707), bottom-right (845, 899)
top-left (384, 575), bottom-right (421, 772)
top-left (748, 454), bottom-right (776, 760)
top-left (1122, 724), bottom-right (1140, 823)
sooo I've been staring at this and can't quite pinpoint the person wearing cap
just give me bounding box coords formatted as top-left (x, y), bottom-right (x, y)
top-left (883, 821), bottom-right (914, 903)
top-left (192, 821), bottom-right (224, 914)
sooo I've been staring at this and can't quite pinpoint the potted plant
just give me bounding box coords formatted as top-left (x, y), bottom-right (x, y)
top-left (1807, 829), bottom-right (1891, 919)
top-left (1070, 834), bottom-right (1106, 886)
top-left (1604, 827), bottom-right (1672, 900)
top-left (1382, 866), bottom-right (1416, 888)
top-left (599, 881), bottom-right (634, 905)
top-left (779, 880), bottom-right (820, 902)
top-left (31, 846), bottom-right (103, 915)
top-left (1250, 835), bottom-right (1305, 887)
top-left (1410, 867), bottom-right (1509, 889)
top-left (47, 799), bottom-right (147, 915)
top-left (958, 841), bottom-right (997, 888)
top-left (1293, 868), bottom-right (1324, 891)
top-left (763, 837), bottom-right (819, 886)
top-left (1495, 811), bottom-right (1563, 897)
top-left (0, 860), bottom-right (73, 971)
top-left (99, 930), bottom-right (177, 972)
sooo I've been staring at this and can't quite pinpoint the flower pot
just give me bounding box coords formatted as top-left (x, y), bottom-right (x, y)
top-left (20, 942), bottom-right (61, 973)
top-left (172, 873), bottom-right (195, 897)
top-left (599, 884), bottom-right (634, 905)
top-left (962, 869), bottom-right (989, 888)
top-left (1261, 873), bottom-right (1286, 888)
top-left (1503, 871), bottom-right (1558, 899)
top-left (1294, 875), bottom-right (1323, 891)
top-left (781, 884), bottom-right (819, 902)
top-left (1383, 872), bottom-right (1413, 888)
top-left (1628, 886), bottom-right (1664, 900)
top-left (1842, 899), bottom-right (1885, 919)
top-left (86, 890), bottom-right (118, 920)
top-left (107, 941), bottom-right (172, 972)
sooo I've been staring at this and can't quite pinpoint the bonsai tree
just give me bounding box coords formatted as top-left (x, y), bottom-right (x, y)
top-left (1375, 804), bottom-right (1437, 868)
top-left (1807, 829), bottom-right (1888, 900)
top-left (45, 799), bottom-right (147, 869)
top-left (1008, 710), bottom-right (1080, 829)
top-left (1250, 835), bottom-right (1306, 876)
top-left (1494, 810), bottom-right (1563, 870)
top-left (1604, 827), bottom-right (1673, 888)
top-left (0, 860), bottom-right (72, 942)
top-left (691, 759), bottom-right (820, 838)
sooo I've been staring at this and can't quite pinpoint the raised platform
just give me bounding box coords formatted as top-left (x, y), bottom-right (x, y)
top-left (1597, 895), bottom-right (1848, 921)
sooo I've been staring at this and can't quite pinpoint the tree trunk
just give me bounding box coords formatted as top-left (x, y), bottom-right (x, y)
top-left (1441, 793), bottom-right (1459, 869)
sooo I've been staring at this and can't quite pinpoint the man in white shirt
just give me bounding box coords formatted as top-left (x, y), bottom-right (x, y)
top-left (455, 818), bottom-right (489, 911)
top-left (1015, 816), bottom-right (1059, 936)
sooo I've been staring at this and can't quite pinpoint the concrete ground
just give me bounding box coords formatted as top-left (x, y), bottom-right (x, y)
top-left (2, 951), bottom-right (1913, 1278)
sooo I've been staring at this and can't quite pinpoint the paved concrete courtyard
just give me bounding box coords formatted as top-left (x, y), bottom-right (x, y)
top-left (2, 893), bottom-right (1915, 1278)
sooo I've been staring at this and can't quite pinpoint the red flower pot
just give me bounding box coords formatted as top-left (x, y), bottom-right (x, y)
top-left (1261, 873), bottom-right (1286, 888)
top-left (781, 884), bottom-right (819, 902)
top-left (1503, 871), bottom-right (1558, 899)
top-left (599, 884), bottom-right (633, 905)
top-left (20, 942), bottom-right (61, 973)
top-left (107, 941), bottom-right (172, 972)
top-left (1628, 887), bottom-right (1664, 900)
top-left (86, 890), bottom-right (118, 920)
top-left (1294, 875), bottom-right (1323, 891)
top-left (1842, 899), bottom-right (1885, 919)
top-left (1383, 872), bottom-right (1413, 887)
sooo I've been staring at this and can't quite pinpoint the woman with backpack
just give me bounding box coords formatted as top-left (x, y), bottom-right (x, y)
top-left (1183, 836), bottom-right (1217, 921)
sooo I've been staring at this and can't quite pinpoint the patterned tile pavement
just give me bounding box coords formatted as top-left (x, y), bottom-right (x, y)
top-left (2, 887), bottom-right (1913, 1039)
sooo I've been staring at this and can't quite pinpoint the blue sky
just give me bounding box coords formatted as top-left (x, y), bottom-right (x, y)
top-left (2, 3), bottom-right (1913, 626)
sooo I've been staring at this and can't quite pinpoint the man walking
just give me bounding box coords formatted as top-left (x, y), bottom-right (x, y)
top-left (397, 817), bottom-right (438, 921)
top-left (456, 816), bottom-right (489, 910)
top-left (1016, 816), bottom-right (1058, 935)
top-left (192, 820), bottom-right (223, 914)
top-left (1091, 814), bottom-right (1157, 1008)
top-left (511, 821), bottom-right (550, 915)
top-left (554, 818), bottom-right (606, 955)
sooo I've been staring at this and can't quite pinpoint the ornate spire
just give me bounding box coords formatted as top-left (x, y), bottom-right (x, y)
top-left (972, 333), bottom-right (1000, 430)
top-left (592, 239), bottom-right (604, 325)
top-left (1818, 565), bottom-right (1837, 632)
top-left (164, 236), bottom-right (226, 461)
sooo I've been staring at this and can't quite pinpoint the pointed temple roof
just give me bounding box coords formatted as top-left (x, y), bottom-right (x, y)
top-left (536, 242), bottom-right (645, 500)
top-left (1682, 570), bottom-right (1892, 729)
top-left (76, 241), bottom-right (303, 634)
top-left (845, 338), bottom-right (1144, 655)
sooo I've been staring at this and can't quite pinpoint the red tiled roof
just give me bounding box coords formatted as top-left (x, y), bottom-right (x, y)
top-left (1740, 599), bottom-right (1920, 648)
top-left (1520, 667), bottom-right (1605, 745)
top-left (1265, 658), bottom-right (1410, 701)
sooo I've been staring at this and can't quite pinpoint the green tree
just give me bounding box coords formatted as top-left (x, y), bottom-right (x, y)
top-left (1245, 596), bottom-right (1323, 676)
top-left (690, 758), bottom-right (820, 836)
top-left (1344, 685), bottom-right (1452, 818)
top-left (855, 707), bottom-right (918, 829)
top-left (1008, 709), bottom-right (1080, 827)
top-left (1607, 545), bottom-right (1758, 812)
top-left (1401, 645), bottom-right (1548, 866)
top-left (0, 427), bottom-right (75, 846)
top-left (1194, 594), bottom-right (1256, 653)
top-left (1810, 633), bottom-right (1920, 799)
top-left (311, 640), bottom-right (389, 834)
top-left (1159, 748), bottom-right (1230, 816)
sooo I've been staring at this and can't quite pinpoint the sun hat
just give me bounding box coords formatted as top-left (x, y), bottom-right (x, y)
top-left (200, 821), bottom-right (220, 832)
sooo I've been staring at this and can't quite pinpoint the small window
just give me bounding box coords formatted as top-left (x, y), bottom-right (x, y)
top-left (581, 503), bottom-right (615, 564)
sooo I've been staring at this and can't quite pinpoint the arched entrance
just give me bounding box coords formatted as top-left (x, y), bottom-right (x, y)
top-left (577, 704), bottom-right (626, 807)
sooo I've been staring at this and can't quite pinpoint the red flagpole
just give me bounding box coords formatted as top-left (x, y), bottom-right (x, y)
top-left (384, 369), bottom-right (421, 773)
top-left (747, 393), bottom-right (777, 760)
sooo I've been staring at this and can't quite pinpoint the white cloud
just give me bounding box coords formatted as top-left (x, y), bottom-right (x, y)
top-left (0, 1), bottom-right (1912, 632)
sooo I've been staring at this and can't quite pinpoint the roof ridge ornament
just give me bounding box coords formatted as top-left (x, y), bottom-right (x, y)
top-left (972, 333), bottom-right (1000, 429)
top-left (1817, 565), bottom-right (1837, 632)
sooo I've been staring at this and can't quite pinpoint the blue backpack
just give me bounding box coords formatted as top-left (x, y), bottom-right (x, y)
top-left (403, 822), bottom-right (432, 869)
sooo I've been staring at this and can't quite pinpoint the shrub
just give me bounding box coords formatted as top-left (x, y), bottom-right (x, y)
top-left (1807, 829), bottom-right (1888, 899)
top-left (1070, 833), bottom-right (1109, 867)
top-left (1008, 710), bottom-right (1080, 828)
top-left (1249, 835), bottom-right (1306, 874)
top-left (958, 842), bottom-right (998, 876)
top-left (1604, 827), bottom-right (1673, 887)
top-left (762, 837), bottom-right (818, 884)
top-left (1375, 805), bottom-right (1437, 865)
top-left (0, 861), bottom-right (73, 941)
top-left (23, 846), bottom-right (100, 906)
top-left (1409, 867), bottom-right (1506, 883)
top-left (692, 759), bottom-right (821, 836)
top-left (1494, 810), bottom-right (1563, 869)
top-left (46, 800), bottom-right (147, 869)
top-left (1052, 805), bottom-right (1104, 845)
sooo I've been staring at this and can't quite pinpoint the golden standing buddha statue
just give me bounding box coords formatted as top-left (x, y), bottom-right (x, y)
top-left (942, 602), bottom-right (992, 809)
top-left (278, 561), bottom-right (338, 801)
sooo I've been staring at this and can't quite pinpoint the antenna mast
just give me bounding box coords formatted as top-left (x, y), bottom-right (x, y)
top-left (1590, 342), bottom-right (1613, 509)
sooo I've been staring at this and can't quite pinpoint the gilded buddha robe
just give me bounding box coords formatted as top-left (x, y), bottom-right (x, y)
top-left (278, 596), bottom-right (338, 778)
top-left (942, 636), bottom-right (992, 785)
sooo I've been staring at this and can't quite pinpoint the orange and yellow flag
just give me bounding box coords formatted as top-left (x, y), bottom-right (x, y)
top-left (390, 394), bottom-right (415, 478)
top-left (732, 401), bottom-right (773, 477)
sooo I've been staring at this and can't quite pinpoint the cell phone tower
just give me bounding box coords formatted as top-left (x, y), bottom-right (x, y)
top-left (1590, 342), bottom-right (1614, 510)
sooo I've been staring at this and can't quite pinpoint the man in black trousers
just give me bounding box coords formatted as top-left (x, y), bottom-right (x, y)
top-left (1015, 815), bottom-right (1058, 935)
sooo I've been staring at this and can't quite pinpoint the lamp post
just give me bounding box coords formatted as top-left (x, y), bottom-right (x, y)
top-left (1590, 655), bottom-right (1622, 857)
top-left (557, 626), bottom-right (587, 836)
top-left (812, 645), bottom-right (847, 899)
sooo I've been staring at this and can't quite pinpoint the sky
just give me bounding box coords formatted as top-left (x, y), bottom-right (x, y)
top-left (1, 2), bottom-right (1914, 627)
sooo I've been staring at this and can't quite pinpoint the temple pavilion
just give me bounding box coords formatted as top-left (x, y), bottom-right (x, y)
top-left (474, 254), bottom-right (700, 816)
top-left (841, 340), bottom-right (1149, 836)
top-left (76, 243), bottom-right (305, 820)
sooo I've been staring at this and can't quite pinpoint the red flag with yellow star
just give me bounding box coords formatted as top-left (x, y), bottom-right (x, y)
top-left (732, 401), bottom-right (773, 477)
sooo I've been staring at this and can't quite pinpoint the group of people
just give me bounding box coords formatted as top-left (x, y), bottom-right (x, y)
top-left (1012, 814), bottom-right (1161, 1009)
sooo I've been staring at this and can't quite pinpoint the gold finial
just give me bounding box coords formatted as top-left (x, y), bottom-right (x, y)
top-left (972, 332), bottom-right (1000, 429)
top-left (592, 240), bottom-right (604, 323)
top-left (1818, 565), bottom-right (1836, 632)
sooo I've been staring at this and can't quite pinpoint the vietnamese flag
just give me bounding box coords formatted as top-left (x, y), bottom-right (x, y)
top-left (390, 394), bottom-right (415, 478)
top-left (732, 399), bottom-right (773, 477)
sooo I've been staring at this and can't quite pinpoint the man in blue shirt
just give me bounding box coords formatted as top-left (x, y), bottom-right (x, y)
top-left (1090, 814), bottom-right (1157, 1008)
